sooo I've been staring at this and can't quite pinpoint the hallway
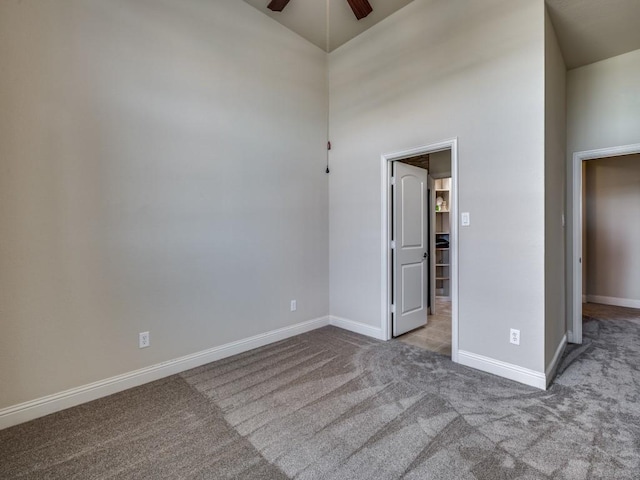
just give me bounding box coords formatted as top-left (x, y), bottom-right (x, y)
top-left (396, 297), bottom-right (452, 356)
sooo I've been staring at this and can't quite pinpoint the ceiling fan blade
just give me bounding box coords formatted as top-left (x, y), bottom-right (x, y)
top-left (267, 0), bottom-right (291, 12)
top-left (346, 0), bottom-right (373, 20)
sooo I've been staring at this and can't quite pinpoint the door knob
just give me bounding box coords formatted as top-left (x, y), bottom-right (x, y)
top-left (423, 252), bottom-right (428, 259)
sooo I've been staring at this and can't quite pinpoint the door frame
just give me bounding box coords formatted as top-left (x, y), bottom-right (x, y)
top-left (570, 142), bottom-right (640, 344)
top-left (381, 138), bottom-right (459, 363)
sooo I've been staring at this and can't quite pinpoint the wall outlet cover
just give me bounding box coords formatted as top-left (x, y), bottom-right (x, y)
top-left (510, 328), bottom-right (520, 346)
top-left (139, 331), bottom-right (150, 349)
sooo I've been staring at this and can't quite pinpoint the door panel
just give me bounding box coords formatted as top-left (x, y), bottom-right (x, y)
top-left (401, 177), bottom-right (423, 247)
top-left (393, 162), bottom-right (429, 336)
top-left (401, 263), bottom-right (424, 314)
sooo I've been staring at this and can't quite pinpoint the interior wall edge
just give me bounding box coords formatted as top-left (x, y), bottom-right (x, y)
top-left (544, 333), bottom-right (567, 388)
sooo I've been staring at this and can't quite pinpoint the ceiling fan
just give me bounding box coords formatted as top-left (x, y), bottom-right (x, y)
top-left (267, 0), bottom-right (373, 20)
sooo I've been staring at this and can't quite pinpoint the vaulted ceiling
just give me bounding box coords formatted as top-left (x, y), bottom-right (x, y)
top-left (243, 0), bottom-right (413, 52)
top-left (545, 0), bottom-right (640, 68)
top-left (245, 0), bottom-right (640, 68)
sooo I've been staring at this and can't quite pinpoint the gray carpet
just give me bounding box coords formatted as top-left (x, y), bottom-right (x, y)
top-left (1, 307), bottom-right (640, 479)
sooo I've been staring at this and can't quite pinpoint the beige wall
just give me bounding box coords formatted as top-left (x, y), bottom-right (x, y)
top-left (544, 9), bottom-right (567, 368)
top-left (585, 155), bottom-right (640, 303)
top-left (566, 48), bottom-right (640, 329)
top-left (329, 0), bottom-right (547, 372)
top-left (0, 0), bottom-right (329, 409)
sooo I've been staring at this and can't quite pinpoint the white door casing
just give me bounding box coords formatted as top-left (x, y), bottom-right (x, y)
top-left (393, 162), bottom-right (429, 336)
top-left (380, 138), bottom-right (458, 362)
top-left (570, 143), bottom-right (640, 344)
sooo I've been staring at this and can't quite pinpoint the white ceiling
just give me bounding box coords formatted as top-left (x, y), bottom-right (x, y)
top-left (245, 0), bottom-right (640, 68)
top-left (243, 0), bottom-right (414, 52)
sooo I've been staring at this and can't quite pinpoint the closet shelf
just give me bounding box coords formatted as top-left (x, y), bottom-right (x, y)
top-left (434, 176), bottom-right (451, 299)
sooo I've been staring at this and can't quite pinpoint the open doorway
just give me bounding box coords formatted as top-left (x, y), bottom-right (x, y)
top-left (381, 139), bottom-right (458, 362)
top-left (571, 143), bottom-right (640, 343)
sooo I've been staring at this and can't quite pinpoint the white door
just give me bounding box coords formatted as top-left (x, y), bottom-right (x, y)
top-left (393, 162), bottom-right (429, 336)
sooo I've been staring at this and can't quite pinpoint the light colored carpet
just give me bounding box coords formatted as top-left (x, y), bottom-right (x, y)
top-left (1, 305), bottom-right (639, 479)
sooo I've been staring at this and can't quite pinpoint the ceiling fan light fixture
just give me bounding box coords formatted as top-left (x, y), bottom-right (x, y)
top-left (346, 0), bottom-right (373, 20)
top-left (267, 0), bottom-right (291, 12)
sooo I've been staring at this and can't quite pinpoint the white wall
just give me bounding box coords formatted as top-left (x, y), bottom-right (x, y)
top-left (544, 9), bottom-right (567, 368)
top-left (585, 155), bottom-right (640, 304)
top-left (329, 0), bottom-right (547, 372)
top-left (0, 0), bottom-right (329, 410)
top-left (566, 49), bottom-right (640, 329)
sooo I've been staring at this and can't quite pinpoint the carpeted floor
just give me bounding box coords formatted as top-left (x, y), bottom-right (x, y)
top-left (1, 305), bottom-right (639, 479)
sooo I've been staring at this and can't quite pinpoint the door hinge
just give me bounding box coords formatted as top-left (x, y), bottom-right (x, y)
top-left (390, 176), bottom-right (396, 186)
top-left (390, 304), bottom-right (396, 313)
top-left (390, 240), bottom-right (396, 250)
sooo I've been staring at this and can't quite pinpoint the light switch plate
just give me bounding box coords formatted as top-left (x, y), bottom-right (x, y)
top-left (461, 212), bottom-right (470, 226)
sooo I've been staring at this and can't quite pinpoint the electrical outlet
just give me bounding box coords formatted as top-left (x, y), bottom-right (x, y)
top-left (139, 331), bottom-right (150, 349)
top-left (290, 300), bottom-right (297, 312)
top-left (510, 329), bottom-right (520, 346)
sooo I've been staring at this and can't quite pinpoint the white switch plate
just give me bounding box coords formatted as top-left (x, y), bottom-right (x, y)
top-left (139, 331), bottom-right (150, 349)
top-left (510, 329), bottom-right (520, 346)
top-left (290, 300), bottom-right (297, 312)
top-left (461, 212), bottom-right (470, 226)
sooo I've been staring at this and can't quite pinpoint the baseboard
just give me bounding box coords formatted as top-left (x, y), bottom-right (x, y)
top-left (457, 350), bottom-right (546, 390)
top-left (329, 316), bottom-right (385, 340)
top-left (0, 316), bottom-right (330, 431)
top-left (545, 334), bottom-right (567, 387)
top-left (585, 295), bottom-right (640, 309)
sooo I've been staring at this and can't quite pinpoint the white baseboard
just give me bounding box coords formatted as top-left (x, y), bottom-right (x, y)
top-left (457, 350), bottom-right (546, 390)
top-left (585, 295), bottom-right (640, 309)
top-left (329, 316), bottom-right (385, 340)
top-left (0, 316), bottom-right (330, 431)
top-left (545, 334), bottom-right (567, 387)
